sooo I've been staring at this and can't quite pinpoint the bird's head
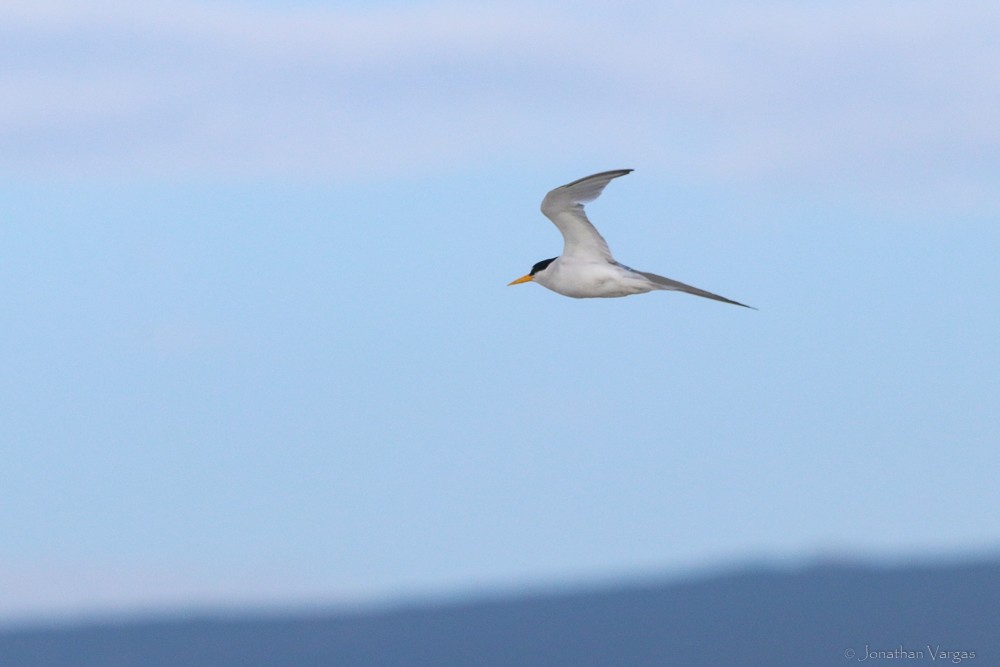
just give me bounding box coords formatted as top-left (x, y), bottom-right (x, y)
top-left (508, 257), bottom-right (557, 286)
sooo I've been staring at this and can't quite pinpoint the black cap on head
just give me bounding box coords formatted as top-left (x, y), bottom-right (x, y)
top-left (531, 257), bottom-right (557, 275)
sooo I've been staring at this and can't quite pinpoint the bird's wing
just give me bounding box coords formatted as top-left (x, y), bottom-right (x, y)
top-left (637, 271), bottom-right (755, 309)
top-left (540, 169), bottom-right (633, 261)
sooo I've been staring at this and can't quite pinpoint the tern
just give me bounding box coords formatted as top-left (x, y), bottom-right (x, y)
top-left (508, 169), bottom-right (752, 308)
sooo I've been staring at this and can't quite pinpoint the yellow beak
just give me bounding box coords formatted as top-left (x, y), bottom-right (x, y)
top-left (508, 274), bottom-right (534, 286)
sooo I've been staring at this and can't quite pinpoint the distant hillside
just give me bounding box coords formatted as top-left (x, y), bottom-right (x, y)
top-left (1, 559), bottom-right (996, 666)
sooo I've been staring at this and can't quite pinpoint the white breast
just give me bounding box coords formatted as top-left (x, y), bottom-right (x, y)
top-left (534, 258), bottom-right (655, 298)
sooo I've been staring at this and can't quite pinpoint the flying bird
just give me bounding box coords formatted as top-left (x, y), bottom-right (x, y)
top-left (508, 169), bottom-right (752, 308)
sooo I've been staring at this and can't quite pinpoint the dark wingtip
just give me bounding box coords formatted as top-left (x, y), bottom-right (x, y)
top-left (559, 169), bottom-right (634, 188)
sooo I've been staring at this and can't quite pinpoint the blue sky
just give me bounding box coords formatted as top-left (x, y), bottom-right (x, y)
top-left (2, 0), bottom-right (999, 621)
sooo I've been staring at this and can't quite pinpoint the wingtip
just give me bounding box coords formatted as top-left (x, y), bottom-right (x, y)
top-left (557, 169), bottom-right (634, 189)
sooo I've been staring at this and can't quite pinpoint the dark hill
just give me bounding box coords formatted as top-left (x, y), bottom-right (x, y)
top-left (1, 558), bottom-right (996, 666)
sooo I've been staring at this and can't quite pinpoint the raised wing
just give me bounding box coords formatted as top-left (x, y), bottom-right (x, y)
top-left (540, 169), bottom-right (633, 261)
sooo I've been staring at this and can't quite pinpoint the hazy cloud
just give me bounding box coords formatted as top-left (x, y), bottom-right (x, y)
top-left (2, 0), bottom-right (998, 209)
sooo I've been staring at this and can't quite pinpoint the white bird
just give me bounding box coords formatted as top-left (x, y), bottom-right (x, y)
top-left (508, 169), bottom-right (753, 308)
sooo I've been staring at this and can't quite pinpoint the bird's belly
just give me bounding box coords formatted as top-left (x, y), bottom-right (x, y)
top-left (539, 262), bottom-right (652, 298)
